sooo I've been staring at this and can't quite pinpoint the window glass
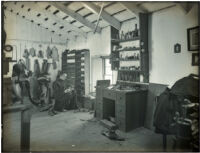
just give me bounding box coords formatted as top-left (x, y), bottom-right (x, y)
top-left (104, 59), bottom-right (112, 84)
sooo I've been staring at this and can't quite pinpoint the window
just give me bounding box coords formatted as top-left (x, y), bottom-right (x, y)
top-left (103, 57), bottom-right (113, 84)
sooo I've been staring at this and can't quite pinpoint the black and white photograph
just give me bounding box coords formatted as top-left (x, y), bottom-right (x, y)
top-left (1, 1), bottom-right (199, 152)
top-left (187, 26), bottom-right (199, 51)
top-left (192, 53), bottom-right (199, 66)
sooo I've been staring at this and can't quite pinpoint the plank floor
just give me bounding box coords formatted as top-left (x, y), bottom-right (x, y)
top-left (3, 108), bottom-right (179, 152)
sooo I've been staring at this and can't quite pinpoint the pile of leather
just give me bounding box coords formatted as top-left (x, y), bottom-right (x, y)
top-left (154, 74), bottom-right (199, 135)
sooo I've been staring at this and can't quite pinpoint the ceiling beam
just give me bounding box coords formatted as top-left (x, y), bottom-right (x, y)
top-left (50, 2), bottom-right (101, 33)
top-left (31, 2), bottom-right (87, 38)
top-left (82, 2), bottom-right (121, 30)
top-left (176, 2), bottom-right (194, 14)
top-left (118, 2), bottom-right (147, 18)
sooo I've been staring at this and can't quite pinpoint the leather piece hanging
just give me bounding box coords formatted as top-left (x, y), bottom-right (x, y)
top-left (34, 59), bottom-right (40, 77)
top-left (29, 47), bottom-right (36, 57)
top-left (41, 59), bottom-right (50, 74)
top-left (29, 75), bottom-right (40, 101)
top-left (37, 50), bottom-right (44, 58)
top-left (25, 58), bottom-right (30, 71)
top-left (52, 60), bottom-right (57, 69)
top-left (52, 46), bottom-right (59, 61)
top-left (23, 49), bottom-right (29, 58)
top-left (46, 46), bottom-right (52, 59)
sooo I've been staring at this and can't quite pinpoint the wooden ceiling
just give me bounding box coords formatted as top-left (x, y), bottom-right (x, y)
top-left (3, 1), bottom-right (195, 41)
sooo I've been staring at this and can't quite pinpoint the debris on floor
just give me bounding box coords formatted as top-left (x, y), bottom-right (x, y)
top-left (100, 119), bottom-right (118, 130)
top-left (71, 144), bottom-right (75, 147)
top-left (109, 116), bottom-right (115, 123)
top-left (74, 108), bottom-right (90, 113)
top-left (100, 119), bottom-right (125, 141)
top-left (101, 130), bottom-right (125, 141)
top-left (80, 117), bottom-right (97, 122)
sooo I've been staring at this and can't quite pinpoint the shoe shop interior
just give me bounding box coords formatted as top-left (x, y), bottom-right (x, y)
top-left (2, 1), bottom-right (199, 152)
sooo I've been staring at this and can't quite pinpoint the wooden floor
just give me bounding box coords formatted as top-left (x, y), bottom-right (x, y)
top-left (3, 108), bottom-right (178, 152)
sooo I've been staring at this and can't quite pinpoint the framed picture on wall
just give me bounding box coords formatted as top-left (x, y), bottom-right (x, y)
top-left (192, 53), bottom-right (199, 66)
top-left (187, 26), bottom-right (199, 51)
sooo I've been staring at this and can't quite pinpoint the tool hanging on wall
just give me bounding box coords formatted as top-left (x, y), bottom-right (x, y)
top-left (29, 47), bottom-right (36, 57)
top-left (23, 43), bottom-right (30, 70)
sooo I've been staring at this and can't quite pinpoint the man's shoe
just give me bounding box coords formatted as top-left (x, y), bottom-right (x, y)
top-left (48, 111), bottom-right (55, 116)
top-left (62, 109), bottom-right (67, 112)
top-left (52, 110), bottom-right (58, 114)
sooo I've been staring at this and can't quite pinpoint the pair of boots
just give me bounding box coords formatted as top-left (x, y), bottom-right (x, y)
top-left (48, 108), bottom-right (68, 116)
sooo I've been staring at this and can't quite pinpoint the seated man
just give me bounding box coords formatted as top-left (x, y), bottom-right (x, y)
top-left (52, 72), bottom-right (72, 113)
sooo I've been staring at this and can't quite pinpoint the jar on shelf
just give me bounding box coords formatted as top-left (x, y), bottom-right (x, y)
top-left (137, 53), bottom-right (140, 60)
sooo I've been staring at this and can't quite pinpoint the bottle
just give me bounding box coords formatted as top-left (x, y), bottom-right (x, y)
top-left (135, 24), bottom-right (138, 37)
top-left (121, 31), bottom-right (125, 40)
top-left (137, 53), bottom-right (139, 60)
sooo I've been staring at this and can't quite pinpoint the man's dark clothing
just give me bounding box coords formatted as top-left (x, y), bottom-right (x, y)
top-left (53, 78), bottom-right (69, 111)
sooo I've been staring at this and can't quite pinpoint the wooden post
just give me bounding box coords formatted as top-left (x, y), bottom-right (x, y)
top-left (21, 108), bottom-right (31, 151)
top-left (3, 104), bottom-right (32, 151)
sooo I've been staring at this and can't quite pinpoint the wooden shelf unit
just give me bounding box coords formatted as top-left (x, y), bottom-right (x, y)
top-left (62, 49), bottom-right (90, 106)
top-left (110, 13), bottom-right (149, 83)
top-left (111, 36), bottom-right (140, 43)
top-left (113, 47), bottom-right (141, 52)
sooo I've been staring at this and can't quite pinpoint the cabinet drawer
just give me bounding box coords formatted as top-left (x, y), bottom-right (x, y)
top-left (103, 90), bottom-right (116, 100)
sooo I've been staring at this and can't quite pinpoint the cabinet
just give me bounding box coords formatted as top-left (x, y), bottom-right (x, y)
top-left (110, 13), bottom-right (149, 83)
top-left (96, 86), bottom-right (148, 132)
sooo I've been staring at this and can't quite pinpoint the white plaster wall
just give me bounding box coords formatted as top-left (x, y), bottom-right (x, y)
top-left (149, 4), bottom-right (198, 87)
top-left (4, 10), bottom-right (67, 83)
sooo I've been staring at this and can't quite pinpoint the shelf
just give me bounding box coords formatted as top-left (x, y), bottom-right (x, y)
top-left (3, 59), bottom-right (17, 63)
top-left (113, 47), bottom-right (140, 52)
top-left (119, 69), bottom-right (141, 72)
top-left (67, 56), bottom-right (75, 59)
top-left (117, 80), bottom-right (149, 86)
top-left (112, 59), bottom-right (140, 62)
top-left (111, 37), bottom-right (140, 43)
